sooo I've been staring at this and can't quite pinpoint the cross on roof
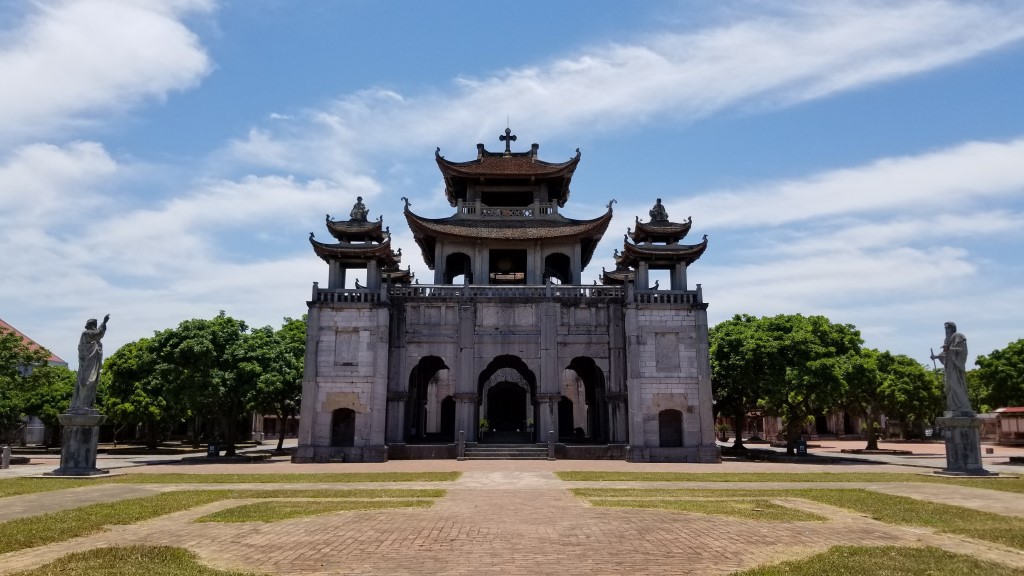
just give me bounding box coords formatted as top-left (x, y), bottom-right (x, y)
top-left (499, 127), bottom-right (517, 155)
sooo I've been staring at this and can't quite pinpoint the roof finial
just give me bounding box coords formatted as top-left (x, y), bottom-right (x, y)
top-left (500, 127), bottom-right (517, 156)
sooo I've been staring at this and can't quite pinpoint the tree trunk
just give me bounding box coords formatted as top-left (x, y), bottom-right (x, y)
top-left (864, 407), bottom-right (879, 451)
top-left (276, 409), bottom-right (287, 452)
top-left (145, 420), bottom-right (159, 450)
top-left (785, 419), bottom-right (802, 456)
top-left (731, 407), bottom-right (747, 449)
top-left (222, 411), bottom-right (237, 457)
top-left (191, 414), bottom-right (201, 449)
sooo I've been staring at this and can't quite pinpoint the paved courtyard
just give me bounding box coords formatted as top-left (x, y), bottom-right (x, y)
top-left (2, 452), bottom-right (1024, 575)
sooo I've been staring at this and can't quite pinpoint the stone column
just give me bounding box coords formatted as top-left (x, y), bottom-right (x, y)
top-left (293, 303), bottom-right (322, 462)
top-left (52, 410), bottom-right (108, 476)
top-left (454, 393), bottom-right (478, 443)
top-left (536, 393), bottom-right (560, 444)
top-left (671, 263), bottom-right (687, 291)
top-left (385, 392), bottom-right (407, 442)
top-left (606, 392), bottom-right (628, 443)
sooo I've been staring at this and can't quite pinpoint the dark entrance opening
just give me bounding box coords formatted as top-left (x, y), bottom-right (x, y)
top-left (331, 409), bottom-right (356, 447)
top-left (406, 356), bottom-right (449, 443)
top-left (658, 409), bottom-right (683, 447)
top-left (440, 396), bottom-right (456, 440)
top-left (814, 411), bottom-right (830, 435)
top-left (488, 249), bottom-right (527, 284)
top-left (558, 396), bottom-right (574, 440)
top-left (487, 382), bottom-right (527, 431)
top-left (566, 357), bottom-right (608, 443)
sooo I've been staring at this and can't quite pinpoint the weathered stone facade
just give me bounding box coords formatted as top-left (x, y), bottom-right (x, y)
top-left (294, 134), bottom-right (719, 463)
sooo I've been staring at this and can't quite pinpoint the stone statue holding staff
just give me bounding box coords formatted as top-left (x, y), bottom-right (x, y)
top-left (69, 314), bottom-right (109, 413)
top-left (930, 321), bottom-right (973, 415)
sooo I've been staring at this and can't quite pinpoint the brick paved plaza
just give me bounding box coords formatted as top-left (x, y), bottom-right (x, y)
top-left (2, 449), bottom-right (1024, 575)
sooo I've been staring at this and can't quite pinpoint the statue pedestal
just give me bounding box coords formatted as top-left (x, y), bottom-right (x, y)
top-left (50, 411), bottom-right (109, 476)
top-left (934, 414), bottom-right (994, 476)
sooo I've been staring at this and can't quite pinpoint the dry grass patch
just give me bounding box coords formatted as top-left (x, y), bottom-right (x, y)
top-left (586, 497), bottom-right (825, 522)
top-left (556, 471), bottom-right (1024, 494)
top-left (197, 499), bottom-right (433, 523)
top-left (572, 487), bottom-right (1024, 551)
top-left (11, 545), bottom-right (258, 576)
top-left (0, 488), bottom-right (445, 554)
top-left (731, 545), bottom-right (1024, 575)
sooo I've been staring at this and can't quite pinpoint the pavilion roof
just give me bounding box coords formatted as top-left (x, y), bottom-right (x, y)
top-left (615, 235), bottom-right (709, 268)
top-left (405, 203), bottom-right (613, 270)
top-left (628, 216), bottom-right (693, 244)
top-left (324, 214), bottom-right (388, 243)
top-left (435, 144), bottom-right (580, 207)
top-left (308, 233), bottom-right (400, 268)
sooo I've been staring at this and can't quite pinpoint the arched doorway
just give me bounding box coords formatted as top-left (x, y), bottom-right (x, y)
top-left (659, 409), bottom-right (683, 447)
top-left (477, 355), bottom-right (537, 443)
top-left (406, 356), bottom-right (450, 443)
top-left (565, 357), bottom-right (608, 443)
top-left (331, 409), bottom-right (356, 447)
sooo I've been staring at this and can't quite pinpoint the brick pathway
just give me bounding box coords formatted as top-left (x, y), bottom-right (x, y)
top-left (2, 469), bottom-right (1024, 575)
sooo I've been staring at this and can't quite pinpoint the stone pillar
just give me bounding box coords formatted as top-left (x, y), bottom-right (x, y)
top-left (385, 392), bottom-right (407, 442)
top-left (366, 261), bottom-right (381, 291)
top-left (293, 303), bottom-right (322, 462)
top-left (934, 414), bottom-right (992, 476)
top-left (328, 261), bottom-right (345, 289)
top-left (454, 393), bottom-right (478, 442)
top-left (694, 307), bottom-right (719, 462)
top-left (51, 411), bottom-right (108, 476)
top-left (671, 263), bottom-right (687, 291)
top-left (636, 262), bottom-right (649, 291)
top-left (607, 393), bottom-right (628, 444)
top-left (537, 394), bottom-right (559, 444)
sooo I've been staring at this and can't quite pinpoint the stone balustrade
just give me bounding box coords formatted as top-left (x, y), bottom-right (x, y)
top-left (455, 200), bottom-right (559, 219)
top-left (312, 284), bottom-right (703, 305)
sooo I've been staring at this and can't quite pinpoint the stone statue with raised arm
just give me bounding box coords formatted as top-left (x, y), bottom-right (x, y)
top-left (930, 321), bottom-right (972, 415)
top-left (69, 314), bottom-right (109, 413)
top-left (350, 196), bottom-right (369, 222)
top-left (649, 198), bottom-right (669, 222)
top-left (53, 314), bottom-right (111, 476)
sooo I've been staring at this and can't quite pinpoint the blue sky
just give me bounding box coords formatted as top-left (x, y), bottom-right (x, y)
top-left (2, 0), bottom-right (1023, 371)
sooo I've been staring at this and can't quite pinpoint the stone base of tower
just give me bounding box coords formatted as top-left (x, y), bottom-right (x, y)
top-left (292, 445), bottom-right (388, 463)
top-left (625, 444), bottom-right (721, 463)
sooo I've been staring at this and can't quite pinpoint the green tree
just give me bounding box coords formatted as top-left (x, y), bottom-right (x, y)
top-left (101, 335), bottom-right (181, 449)
top-left (841, 349), bottom-right (883, 450)
top-left (19, 365), bottom-right (76, 446)
top-left (153, 312), bottom-right (250, 456)
top-left (710, 314), bottom-right (773, 449)
top-left (877, 353), bottom-right (941, 439)
top-left (974, 339), bottom-right (1024, 409)
top-left (0, 325), bottom-right (52, 443)
top-left (755, 314), bottom-right (862, 455)
top-left (248, 317), bottom-right (305, 451)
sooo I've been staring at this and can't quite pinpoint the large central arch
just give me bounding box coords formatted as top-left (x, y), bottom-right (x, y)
top-left (477, 355), bottom-right (537, 443)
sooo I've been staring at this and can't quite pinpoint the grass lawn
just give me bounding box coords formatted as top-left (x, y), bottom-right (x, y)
top-left (586, 497), bottom-right (825, 522)
top-left (730, 545), bottom-right (1024, 576)
top-left (574, 487), bottom-right (1024, 551)
top-left (556, 471), bottom-right (1024, 494)
top-left (11, 545), bottom-right (258, 576)
top-left (0, 488), bottom-right (445, 554)
top-left (0, 472), bottom-right (460, 499)
top-left (196, 498), bottom-right (433, 523)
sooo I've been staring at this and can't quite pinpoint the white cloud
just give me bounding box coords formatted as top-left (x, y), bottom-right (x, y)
top-left (0, 0), bottom-right (215, 143)
top-left (677, 138), bottom-right (1024, 230)
top-left (227, 1), bottom-right (1024, 174)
